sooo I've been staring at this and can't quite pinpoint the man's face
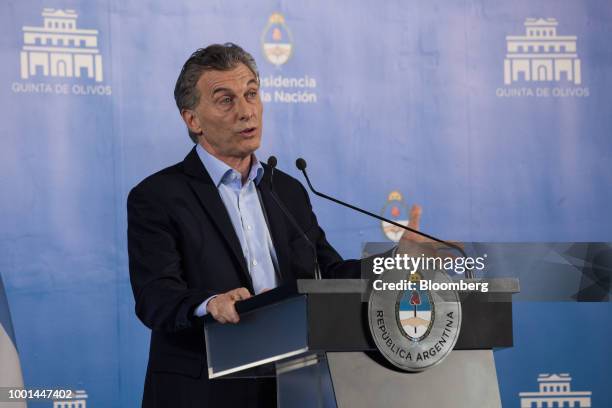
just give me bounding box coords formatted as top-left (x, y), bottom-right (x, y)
top-left (186, 63), bottom-right (263, 160)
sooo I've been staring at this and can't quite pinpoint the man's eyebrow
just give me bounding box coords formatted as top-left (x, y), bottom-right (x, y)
top-left (211, 87), bottom-right (234, 96)
top-left (211, 79), bottom-right (258, 96)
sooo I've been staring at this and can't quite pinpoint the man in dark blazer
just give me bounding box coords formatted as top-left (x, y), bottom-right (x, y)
top-left (128, 43), bottom-right (421, 407)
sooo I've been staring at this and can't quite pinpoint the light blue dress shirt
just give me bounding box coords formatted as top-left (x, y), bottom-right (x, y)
top-left (194, 144), bottom-right (279, 316)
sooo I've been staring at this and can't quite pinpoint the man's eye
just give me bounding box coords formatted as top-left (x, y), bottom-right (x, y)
top-left (219, 97), bottom-right (233, 105)
top-left (247, 90), bottom-right (258, 98)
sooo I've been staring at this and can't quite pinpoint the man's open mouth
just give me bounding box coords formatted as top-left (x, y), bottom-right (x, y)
top-left (239, 127), bottom-right (257, 136)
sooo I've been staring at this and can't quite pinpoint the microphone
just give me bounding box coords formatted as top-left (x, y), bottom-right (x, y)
top-left (295, 158), bottom-right (474, 279)
top-left (267, 155), bottom-right (278, 192)
top-left (267, 156), bottom-right (322, 280)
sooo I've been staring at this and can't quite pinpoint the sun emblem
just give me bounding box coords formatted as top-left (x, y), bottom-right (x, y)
top-left (261, 13), bottom-right (293, 66)
top-left (381, 191), bottom-right (410, 242)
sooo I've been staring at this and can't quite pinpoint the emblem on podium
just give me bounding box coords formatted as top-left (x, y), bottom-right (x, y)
top-left (369, 269), bottom-right (461, 371)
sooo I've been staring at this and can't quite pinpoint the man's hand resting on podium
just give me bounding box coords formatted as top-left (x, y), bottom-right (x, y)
top-left (206, 287), bottom-right (252, 324)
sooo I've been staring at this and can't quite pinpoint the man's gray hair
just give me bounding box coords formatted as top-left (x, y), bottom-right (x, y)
top-left (174, 43), bottom-right (260, 143)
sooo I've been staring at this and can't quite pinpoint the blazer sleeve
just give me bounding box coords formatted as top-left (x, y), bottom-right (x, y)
top-left (127, 184), bottom-right (213, 332)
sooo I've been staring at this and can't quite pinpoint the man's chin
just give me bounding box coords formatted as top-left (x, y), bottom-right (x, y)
top-left (242, 138), bottom-right (261, 155)
top-left (230, 146), bottom-right (260, 161)
top-left (226, 135), bottom-right (261, 158)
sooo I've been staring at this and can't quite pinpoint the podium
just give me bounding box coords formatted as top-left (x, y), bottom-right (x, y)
top-left (203, 279), bottom-right (518, 408)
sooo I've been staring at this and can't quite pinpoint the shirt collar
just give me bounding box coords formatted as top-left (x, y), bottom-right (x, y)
top-left (196, 144), bottom-right (264, 187)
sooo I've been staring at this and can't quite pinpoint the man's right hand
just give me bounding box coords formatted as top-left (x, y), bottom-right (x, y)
top-left (206, 287), bottom-right (252, 324)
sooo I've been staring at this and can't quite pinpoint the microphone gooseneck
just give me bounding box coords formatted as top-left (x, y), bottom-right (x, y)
top-left (294, 157), bottom-right (474, 279)
top-left (267, 156), bottom-right (322, 280)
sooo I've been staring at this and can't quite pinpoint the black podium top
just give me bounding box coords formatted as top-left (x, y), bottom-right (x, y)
top-left (203, 279), bottom-right (518, 378)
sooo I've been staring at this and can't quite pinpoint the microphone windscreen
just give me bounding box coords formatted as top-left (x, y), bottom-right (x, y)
top-left (295, 158), bottom-right (307, 171)
top-left (267, 156), bottom-right (278, 168)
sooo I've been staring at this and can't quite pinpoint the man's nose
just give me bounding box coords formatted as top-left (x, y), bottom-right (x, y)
top-left (236, 97), bottom-right (255, 121)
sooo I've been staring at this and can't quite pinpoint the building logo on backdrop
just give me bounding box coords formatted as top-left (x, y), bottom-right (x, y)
top-left (368, 270), bottom-right (461, 372)
top-left (11, 8), bottom-right (112, 96)
top-left (259, 12), bottom-right (318, 104)
top-left (52, 389), bottom-right (88, 407)
top-left (519, 373), bottom-right (591, 407)
top-left (381, 191), bottom-right (410, 242)
top-left (496, 18), bottom-right (588, 98)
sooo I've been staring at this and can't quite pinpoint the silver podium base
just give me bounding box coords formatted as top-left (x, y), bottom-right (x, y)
top-left (276, 351), bottom-right (501, 408)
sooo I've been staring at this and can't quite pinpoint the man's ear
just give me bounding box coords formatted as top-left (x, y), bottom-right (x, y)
top-left (181, 109), bottom-right (202, 135)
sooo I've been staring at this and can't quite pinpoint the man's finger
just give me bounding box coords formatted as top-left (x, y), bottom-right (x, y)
top-left (209, 305), bottom-right (225, 324)
top-left (218, 298), bottom-right (240, 323)
top-left (235, 287), bottom-right (252, 300)
top-left (408, 204), bottom-right (422, 231)
top-left (225, 306), bottom-right (240, 323)
top-left (215, 307), bottom-right (237, 324)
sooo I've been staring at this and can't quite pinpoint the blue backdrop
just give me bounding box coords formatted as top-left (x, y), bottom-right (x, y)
top-left (1, 0), bottom-right (610, 406)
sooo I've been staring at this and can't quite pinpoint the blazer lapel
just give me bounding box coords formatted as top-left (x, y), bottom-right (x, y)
top-left (182, 148), bottom-right (253, 292)
top-left (258, 165), bottom-right (292, 285)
